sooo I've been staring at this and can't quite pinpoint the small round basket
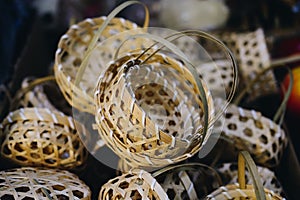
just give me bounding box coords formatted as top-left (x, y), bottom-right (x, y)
top-left (94, 51), bottom-right (214, 169)
top-left (99, 169), bottom-right (169, 200)
top-left (0, 167), bottom-right (91, 199)
top-left (0, 108), bottom-right (88, 169)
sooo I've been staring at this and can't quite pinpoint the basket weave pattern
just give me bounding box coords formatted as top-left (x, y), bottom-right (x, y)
top-left (0, 167), bottom-right (91, 200)
top-left (95, 52), bottom-right (214, 168)
top-left (10, 78), bottom-right (58, 111)
top-left (221, 103), bottom-right (287, 167)
top-left (54, 17), bottom-right (143, 113)
top-left (220, 28), bottom-right (277, 100)
top-left (99, 169), bottom-right (169, 200)
top-left (0, 108), bottom-right (88, 169)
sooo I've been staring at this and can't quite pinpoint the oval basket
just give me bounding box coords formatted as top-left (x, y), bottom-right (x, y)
top-left (0, 108), bottom-right (88, 169)
top-left (0, 167), bottom-right (91, 200)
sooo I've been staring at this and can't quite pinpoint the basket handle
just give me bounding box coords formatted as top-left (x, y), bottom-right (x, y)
top-left (75, 0), bottom-right (149, 87)
top-left (238, 151), bottom-right (266, 200)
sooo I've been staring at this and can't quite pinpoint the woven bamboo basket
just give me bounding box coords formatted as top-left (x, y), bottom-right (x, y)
top-left (94, 51), bottom-right (215, 169)
top-left (10, 77), bottom-right (58, 111)
top-left (217, 102), bottom-right (287, 167)
top-left (152, 163), bottom-right (223, 199)
top-left (99, 168), bottom-right (169, 200)
top-left (54, 16), bottom-right (146, 114)
top-left (217, 163), bottom-right (284, 196)
top-left (0, 167), bottom-right (91, 199)
top-left (205, 151), bottom-right (284, 200)
top-left (217, 28), bottom-right (277, 101)
top-left (0, 107), bottom-right (88, 169)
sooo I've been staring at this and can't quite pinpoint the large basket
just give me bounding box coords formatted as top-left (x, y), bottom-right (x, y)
top-left (0, 167), bottom-right (91, 199)
top-left (94, 52), bottom-right (214, 169)
top-left (0, 108), bottom-right (88, 169)
top-left (205, 151), bottom-right (284, 200)
top-left (54, 17), bottom-right (144, 114)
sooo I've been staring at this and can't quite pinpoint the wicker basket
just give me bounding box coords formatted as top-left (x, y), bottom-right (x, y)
top-left (54, 16), bottom-right (145, 114)
top-left (217, 28), bottom-right (277, 101)
top-left (0, 108), bottom-right (88, 169)
top-left (216, 102), bottom-right (287, 167)
top-left (205, 151), bottom-right (284, 200)
top-left (10, 77), bottom-right (58, 111)
top-left (99, 168), bottom-right (169, 200)
top-left (94, 51), bottom-right (214, 169)
top-left (0, 167), bottom-right (91, 199)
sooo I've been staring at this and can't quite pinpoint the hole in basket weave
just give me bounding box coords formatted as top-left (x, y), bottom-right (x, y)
top-left (72, 190), bottom-right (84, 198)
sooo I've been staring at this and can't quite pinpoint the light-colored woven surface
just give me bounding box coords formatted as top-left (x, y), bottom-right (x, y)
top-left (54, 17), bottom-right (144, 114)
top-left (196, 60), bottom-right (234, 96)
top-left (206, 184), bottom-right (284, 200)
top-left (0, 108), bottom-right (88, 169)
top-left (219, 28), bottom-right (277, 100)
top-left (95, 52), bottom-right (214, 169)
top-left (10, 78), bottom-right (58, 111)
top-left (0, 167), bottom-right (91, 200)
top-left (99, 168), bottom-right (169, 200)
top-left (153, 163), bottom-right (223, 200)
top-left (217, 163), bottom-right (285, 196)
top-left (219, 103), bottom-right (287, 167)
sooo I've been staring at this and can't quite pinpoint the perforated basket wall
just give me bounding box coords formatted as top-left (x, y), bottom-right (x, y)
top-left (219, 103), bottom-right (287, 167)
top-left (217, 163), bottom-right (285, 196)
top-left (99, 169), bottom-right (169, 200)
top-left (95, 52), bottom-right (214, 169)
top-left (0, 108), bottom-right (88, 169)
top-left (219, 28), bottom-right (277, 100)
top-left (0, 167), bottom-right (91, 200)
top-left (153, 163), bottom-right (223, 200)
top-left (206, 184), bottom-right (284, 200)
top-left (54, 17), bottom-right (145, 114)
top-left (10, 78), bottom-right (58, 111)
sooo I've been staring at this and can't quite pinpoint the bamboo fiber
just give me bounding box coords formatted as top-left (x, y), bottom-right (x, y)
top-left (218, 103), bottom-right (287, 167)
top-left (0, 108), bottom-right (88, 169)
top-left (205, 151), bottom-right (284, 200)
top-left (0, 167), bottom-right (91, 200)
top-left (95, 52), bottom-right (214, 169)
top-left (54, 16), bottom-right (143, 114)
top-left (99, 169), bottom-right (169, 200)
